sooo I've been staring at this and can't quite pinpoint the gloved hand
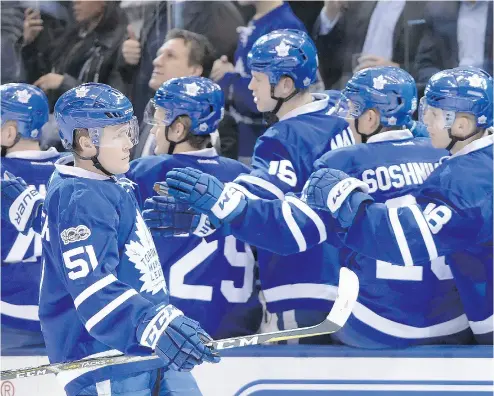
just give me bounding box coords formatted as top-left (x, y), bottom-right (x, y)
top-left (142, 192), bottom-right (216, 238)
top-left (2, 171), bottom-right (44, 233)
top-left (165, 167), bottom-right (247, 227)
top-left (302, 168), bottom-right (374, 229)
top-left (137, 304), bottom-right (220, 372)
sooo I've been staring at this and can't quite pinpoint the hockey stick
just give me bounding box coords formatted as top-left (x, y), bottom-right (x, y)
top-left (0, 268), bottom-right (358, 381)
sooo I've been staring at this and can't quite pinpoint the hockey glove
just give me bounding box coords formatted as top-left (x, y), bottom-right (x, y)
top-left (302, 168), bottom-right (374, 229)
top-left (137, 304), bottom-right (220, 372)
top-left (2, 171), bottom-right (44, 233)
top-left (166, 167), bottom-right (247, 227)
top-left (142, 194), bottom-right (216, 238)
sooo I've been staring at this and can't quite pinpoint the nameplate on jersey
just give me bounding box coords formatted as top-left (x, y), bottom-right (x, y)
top-left (211, 183), bottom-right (245, 220)
top-left (9, 187), bottom-right (43, 232)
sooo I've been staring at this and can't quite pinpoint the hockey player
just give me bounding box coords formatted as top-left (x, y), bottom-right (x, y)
top-left (211, 1), bottom-right (306, 164)
top-left (158, 67), bottom-right (493, 344)
top-left (310, 67), bottom-right (470, 347)
top-left (1, 83), bottom-right (60, 354)
top-left (127, 76), bottom-right (261, 339)
top-left (40, 83), bottom-right (219, 396)
top-left (146, 29), bottom-right (354, 342)
top-left (145, 66), bottom-right (474, 348)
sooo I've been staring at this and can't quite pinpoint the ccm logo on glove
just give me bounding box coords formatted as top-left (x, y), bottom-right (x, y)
top-left (327, 178), bottom-right (369, 213)
top-left (140, 305), bottom-right (183, 349)
top-left (211, 183), bottom-right (245, 220)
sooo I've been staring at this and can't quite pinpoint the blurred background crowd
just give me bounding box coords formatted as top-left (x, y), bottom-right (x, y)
top-left (1, 0), bottom-right (492, 161)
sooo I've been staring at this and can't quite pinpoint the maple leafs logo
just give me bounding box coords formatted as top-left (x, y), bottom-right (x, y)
top-left (125, 210), bottom-right (166, 295)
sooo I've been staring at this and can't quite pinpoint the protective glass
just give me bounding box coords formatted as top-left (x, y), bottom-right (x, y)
top-left (330, 94), bottom-right (354, 120)
top-left (88, 116), bottom-right (139, 148)
top-left (143, 99), bottom-right (174, 127)
top-left (419, 97), bottom-right (456, 130)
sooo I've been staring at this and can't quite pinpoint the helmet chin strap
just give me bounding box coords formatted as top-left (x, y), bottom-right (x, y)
top-left (445, 127), bottom-right (484, 152)
top-left (165, 126), bottom-right (188, 155)
top-left (73, 147), bottom-right (114, 177)
top-left (263, 85), bottom-right (299, 126)
top-left (355, 118), bottom-right (382, 143)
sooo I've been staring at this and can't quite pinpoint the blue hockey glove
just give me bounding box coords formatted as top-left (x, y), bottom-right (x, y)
top-left (137, 305), bottom-right (220, 372)
top-left (2, 171), bottom-right (44, 233)
top-left (302, 168), bottom-right (374, 229)
top-left (142, 194), bottom-right (216, 238)
top-left (166, 167), bottom-right (247, 227)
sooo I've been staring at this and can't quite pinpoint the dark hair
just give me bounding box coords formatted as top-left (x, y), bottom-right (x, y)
top-left (172, 116), bottom-right (210, 150)
top-left (165, 29), bottom-right (216, 78)
top-left (72, 128), bottom-right (90, 153)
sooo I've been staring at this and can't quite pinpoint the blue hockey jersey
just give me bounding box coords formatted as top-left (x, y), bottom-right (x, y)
top-left (340, 134), bottom-right (493, 344)
top-left (127, 148), bottom-right (262, 339)
top-left (1, 148), bottom-right (61, 339)
top-left (233, 95), bottom-right (354, 314)
top-left (312, 130), bottom-right (471, 348)
top-left (219, 2), bottom-right (306, 120)
top-left (229, 134), bottom-right (493, 344)
top-left (40, 157), bottom-right (169, 395)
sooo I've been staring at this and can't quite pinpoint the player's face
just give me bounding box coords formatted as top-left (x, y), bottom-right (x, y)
top-left (248, 71), bottom-right (277, 112)
top-left (97, 123), bottom-right (135, 174)
top-left (149, 39), bottom-right (199, 91)
top-left (151, 108), bottom-right (171, 155)
top-left (422, 105), bottom-right (452, 149)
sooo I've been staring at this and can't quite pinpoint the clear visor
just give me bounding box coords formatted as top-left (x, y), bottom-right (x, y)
top-left (419, 97), bottom-right (456, 130)
top-left (143, 99), bottom-right (173, 127)
top-left (329, 94), bottom-right (354, 120)
top-left (87, 116), bottom-right (139, 148)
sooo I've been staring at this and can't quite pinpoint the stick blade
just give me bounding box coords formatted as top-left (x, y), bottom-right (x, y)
top-left (327, 267), bottom-right (359, 328)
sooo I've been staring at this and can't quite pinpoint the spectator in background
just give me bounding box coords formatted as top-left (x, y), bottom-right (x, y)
top-left (414, 1), bottom-right (493, 95)
top-left (118, 1), bottom-right (244, 123)
top-left (211, 1), bottom-right (306, 165)
top-left (1, 2), bottom-right (26, 84)
top-left (131, 29), bottom-right (217, 160)
top-left (1, 1), bottom-right (69, 84)
top-left (22, 0), bottom-right (127, 109)
top-left (313, 0), bottom-right (426, 89)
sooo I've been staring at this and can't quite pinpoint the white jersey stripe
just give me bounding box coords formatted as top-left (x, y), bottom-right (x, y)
top-left (281, 201), bottom-right (306, 252)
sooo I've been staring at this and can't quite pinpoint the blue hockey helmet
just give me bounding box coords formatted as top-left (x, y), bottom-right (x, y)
top-left (342, 66), bottom-right (417, 128)
top-left (421, 67), bottom-right (493, 129)
top-left (247, 29), bottom-right (318, 89)
top-left (54, 83), bottom-right (138, 150)
top-left (1, 83), bottom-right (49, 140)
top-left (144, 76), bottom-right (224, 136)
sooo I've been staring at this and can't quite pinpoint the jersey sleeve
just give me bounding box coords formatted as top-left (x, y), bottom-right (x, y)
top-left (54, 188), bottom-right (167, 354)
top-left (229, 192), bottom-right (337, 255)
top-left (234, 128), bottom-right (300, 200)
top-left (342, 188), bottom-right (493, 265)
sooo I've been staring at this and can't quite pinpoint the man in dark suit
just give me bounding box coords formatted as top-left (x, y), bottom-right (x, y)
top-left (312, 1), bottom-right (427, 89)
top-left (414, 1), bottom-right (493, 94)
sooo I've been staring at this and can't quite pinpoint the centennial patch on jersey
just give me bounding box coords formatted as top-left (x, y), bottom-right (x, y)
top-left (60, 225), bottom-right (91, 245)
top-left (125, 210), bottom-right (166, 295)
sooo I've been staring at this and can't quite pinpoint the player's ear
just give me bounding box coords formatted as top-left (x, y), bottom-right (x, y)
top-left (454, 113), bottom-right (476, 138)
top-left (1, 121), bottom-right (18, 146)
top-left (191, 64), bottom-right (203, 77)
top-left (370, 109), bottom-right (380, 129)
top-left (171, 118), bottom-right (187, 141)
top-left (281, 76), bottom-right (295, 96)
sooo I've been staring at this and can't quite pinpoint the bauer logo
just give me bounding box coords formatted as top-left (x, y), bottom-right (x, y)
top-left (60, 225), bottom-right (91, 245)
